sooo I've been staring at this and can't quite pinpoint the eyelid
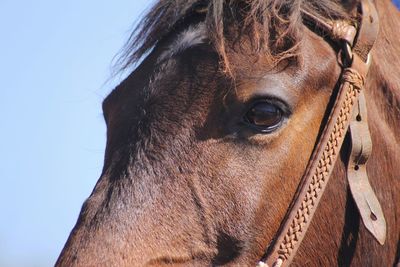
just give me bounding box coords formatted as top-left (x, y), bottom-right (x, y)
top-left (242, 96), bottom-right (293, 118)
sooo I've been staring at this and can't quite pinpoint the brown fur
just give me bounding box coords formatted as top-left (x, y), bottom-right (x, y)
top-left (57, 0), bottom-right (400, 266)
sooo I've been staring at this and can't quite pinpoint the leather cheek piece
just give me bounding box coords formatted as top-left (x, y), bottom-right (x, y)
top-left (347, 91), bottom-right (386, 245)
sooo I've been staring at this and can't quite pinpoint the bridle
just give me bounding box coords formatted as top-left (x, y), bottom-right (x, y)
top-left (258, 0), bottom-right (386, 266)
top-left (195, 0), bottom-right (385, 265)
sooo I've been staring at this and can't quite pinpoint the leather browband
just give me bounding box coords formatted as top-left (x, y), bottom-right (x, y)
top-left (257, 1), bottom-right (386, 266)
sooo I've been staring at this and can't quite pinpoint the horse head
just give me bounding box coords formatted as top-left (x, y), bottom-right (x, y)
top-left (57, 0), bottom-right (400, 266)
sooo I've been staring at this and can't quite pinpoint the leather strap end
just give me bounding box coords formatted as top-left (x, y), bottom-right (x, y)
top-left (347, 91), bottom-right (387, 245)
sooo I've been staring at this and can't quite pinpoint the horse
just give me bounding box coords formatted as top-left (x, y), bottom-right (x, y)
top-left (56, 0), bottom-right (400, 266)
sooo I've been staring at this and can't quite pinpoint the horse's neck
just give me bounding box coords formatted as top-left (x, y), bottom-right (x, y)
top-left (368, 0), bottom-right (400, 149)
top-left (366, 4), bottom-right (400, 264)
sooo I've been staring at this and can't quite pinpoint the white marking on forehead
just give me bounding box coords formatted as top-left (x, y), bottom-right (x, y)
top-left (158, 23), bottom-right (207, 63)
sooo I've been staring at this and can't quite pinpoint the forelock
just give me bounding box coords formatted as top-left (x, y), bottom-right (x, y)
top-left (116, 0), bottom-right (350, 75)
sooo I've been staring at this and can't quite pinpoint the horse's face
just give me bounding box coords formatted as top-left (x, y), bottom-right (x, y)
top-left (59, 25), bottom-right (341, 265)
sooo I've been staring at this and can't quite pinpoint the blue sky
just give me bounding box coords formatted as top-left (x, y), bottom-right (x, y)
top-left (0, 0), bottom-right (148, 266)
top-left (1, 1), bottom-right (399, 266)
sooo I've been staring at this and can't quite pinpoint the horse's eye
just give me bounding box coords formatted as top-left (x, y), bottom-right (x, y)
top-left (244, 102), bottom-right (283, 133)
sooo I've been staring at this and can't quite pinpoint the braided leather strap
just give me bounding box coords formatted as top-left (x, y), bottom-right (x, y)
top-left (259, 68), bottom-right (365, 267)
top-left (257, 0), bottom-right (380, 265)
top-left (276, 68), bottom-right (364, 263)
top-left (258, 0), bottom-right (383, 267)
